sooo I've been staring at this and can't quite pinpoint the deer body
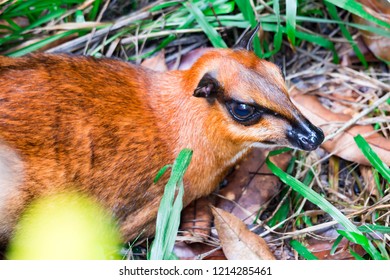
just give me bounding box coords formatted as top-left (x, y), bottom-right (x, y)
top-left (0, 32), bottom-right (324, 246)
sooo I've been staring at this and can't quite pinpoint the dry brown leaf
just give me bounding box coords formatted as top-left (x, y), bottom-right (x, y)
top-left (180, 197), bottom-right (213, 238)
top-left (291, 93), bottom-right (390, 166)
top-left (211, 206), bottom-right (276, 260)
top-left (353, 0), bottom-right (390, 62)
top-left (217, 149), bottom-right (290, 224)
top-left (140, 50), bottom-right (168, 71)
top-left (217, 149), bottom-right (265, 214)
top-left (340, 37), bottom-right (378, 66)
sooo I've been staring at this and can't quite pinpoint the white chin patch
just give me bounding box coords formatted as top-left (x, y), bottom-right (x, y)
top-left (250, 142), bottom-right (285, 149)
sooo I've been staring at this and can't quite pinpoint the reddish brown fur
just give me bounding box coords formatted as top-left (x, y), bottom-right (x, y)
top-left (0, 49), bottom-right (305, 245)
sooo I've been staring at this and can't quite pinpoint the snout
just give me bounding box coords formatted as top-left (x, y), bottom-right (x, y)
top-left (286, 121), bottom-right (324, 151)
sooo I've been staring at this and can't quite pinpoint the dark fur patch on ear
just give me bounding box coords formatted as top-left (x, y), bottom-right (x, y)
top-left (193, 73), bottom-right (221, 99)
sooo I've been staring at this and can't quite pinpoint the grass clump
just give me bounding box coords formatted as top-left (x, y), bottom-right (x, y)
top-left (266, 134), bottom-right (390, 260)
top-left (149, 148), bottom-right (193, 260)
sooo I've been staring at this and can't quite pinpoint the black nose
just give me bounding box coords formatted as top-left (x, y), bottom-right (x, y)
top-left (287, 121), bottom-right (324, 151)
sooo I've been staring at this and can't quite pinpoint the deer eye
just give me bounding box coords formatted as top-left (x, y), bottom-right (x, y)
top-left (231, 103), bottom-right (254, 118)
top-left (226, 100), bottom-right (261, 125)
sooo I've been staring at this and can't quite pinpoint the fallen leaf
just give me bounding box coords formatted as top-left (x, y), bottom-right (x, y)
top-left (353, 0), bottom-right (390, 62)
top-left (355, 0), bottom-right (390, 24)
top-left (340, 36), bottom-right (378, 66)
top-left (211, 206), bottom-right (276, 260)
top-left (217, 149), bottom-right (290, 224)
top-left (180, 197), bottom-right (213, 239)
top-left (291, 92), bottom-right (390, 166)
top-left (216, 149), bottom-right (266, 213)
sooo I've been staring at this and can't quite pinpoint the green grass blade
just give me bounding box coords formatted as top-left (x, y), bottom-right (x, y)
top-left (4, 18), bottom-right (22, 31)
top-left (354, 135), bottom-right (390, 182)
top-left (0, 0), bottom-right (84, 18)
top-left (264, 0), bottom-right (282, 58)
top-left (349, 248), bottom-right (365, 260)
top-left (273, 0), bottom-right (283, 53)
top-left (293, 29), bottom-right (339, 63)
top-left (266, 149), bottom-right (359, 233)
top-left (358, 224), bottom-right (390, 234)
top-left (330, 235), bottom-right (344, 255)
top-left (24, 9), bottom-right (67, 31)
top-left (0, 9), bottom-right (67, 46)
top-left (129, 10), bottom-right (196, 60)
top-left (0, 24), bottom-right (16, 33)
top-left (267, 188), bottom-right (290, 227)
top-left (234, 0), bottom-right (256, 25)
top-left (154, 164), bottom-right (172, 183)
top-left (286, 0), bottom-right (297, 46)
top-left (149, 149), bottom-right (193, 260)
top-left (204, 1), bottom-right (235, 16)
top-left (184, 1), bottom-right (227, 48)
top-left (88, 27), bottom-right (130, 56)
top-left (325, 2), bottom-right (367, 68)
top-left (267, 149), bottom-right (384, 260)
top-left (372, 169), bottom-right (384, 197)
top-left (374, 240), bottom-right (390, 259)
top-left (337, 230), bottom-right (369, 247)
top-left (150, 1), bottom-right (181, 12)
top-left (6, 30), bottom-right (78, 57)
top-left (261, 22), bottom-right (339, 63)
top-left (129, 34), bottom-right (176, 60)
top-left (324, 0), bottom-right (390, 30)
top-left (88, 0), bottom-right (102, 21)
top-left (337, 230), bottom-right (383, 260)
top-left (162, 180), bottom-right (184, 259)
top-left (290, 240), bottom-right (318, 260)
top-left (258, 14), bottom-right (390, 38)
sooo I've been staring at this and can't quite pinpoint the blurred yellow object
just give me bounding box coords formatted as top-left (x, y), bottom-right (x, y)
top-left (7, 192), bottom-right (122, 260)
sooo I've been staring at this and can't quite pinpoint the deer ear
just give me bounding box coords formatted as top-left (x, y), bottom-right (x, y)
top-left (233, 22), bottom-right (261, 51)
top-left (193, 72), bottom-right (221, 99)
